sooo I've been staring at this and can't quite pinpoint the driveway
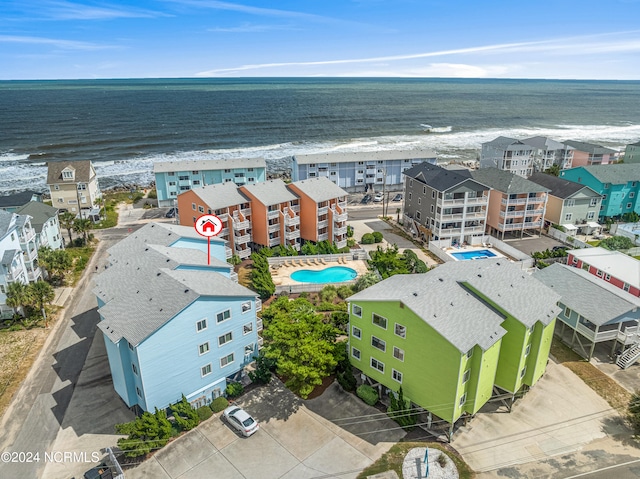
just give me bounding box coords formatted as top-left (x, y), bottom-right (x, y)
top-left (126, 380), bottom-right (404, 479)
top-left (502, 235), bottom-right (565, 256)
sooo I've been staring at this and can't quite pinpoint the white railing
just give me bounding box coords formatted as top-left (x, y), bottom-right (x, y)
top-left (335, 239), bottom-right (347, 249)
top-left (501, 198), bottom-right (528, 205)
top-left (255, 299), bottom-right (262, 313)
top-left (290, 205), bottom-right (300, 213)
top-left (234, 219), bottom-right (250, 230)
top-left (523, 221), bottom-right (543, 228)
top-left (229, 272), bottom-right (238, 282)
top-left (225, 247), bottom-right (233, 258)
top-left (234, 233), bottom-right (251, 244)
top-left (216, 213), bottom-right (229, 222)
top-left (267, 210), bottom-right (279, 219)
top-left (463, 225), bottom-right (486, 233)
top-left (334, 226), bottom-right (347, 236)
top-left (256, 319), bottom-right (263, 331)
top-left (500, 210), bottom-right (525, 218)
top-left (236, 248), bottom-right (252, 259)
top-left (268, 223), bottom-right (280, 233)
top-left (318, 233), bottom-right (329, 241)
top-left (19, 228), bottom-right (36, 244)
top-left (285, 229), bottom-right (301, 240)
top-left (241, 208), bottom-right (252, 216)
top-left (575, 321), bottom-right (597, 341)
top-left (318, 206), bottom-right (329, 216)
top-left (318, 219), bottom-right (329, 229)
top-left (437, 198), bottom-right (466, 207)
top-left (268, 237), bottom-right (281, 247)
top-left (439, 213), bottom-right (465, 221)
top-left (258, 336), bottom-right (264, 348)
top-left (286, 215), bottom-right (300, 226)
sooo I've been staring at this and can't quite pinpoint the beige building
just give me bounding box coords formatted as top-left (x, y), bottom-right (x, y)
top-left (47, 161), bottom-right (102, 218)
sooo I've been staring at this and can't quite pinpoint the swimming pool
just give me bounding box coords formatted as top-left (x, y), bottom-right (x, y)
top-left (291, 266), bottom-right (357, 283)
top-left (450, 249), bottom-right (497, 260)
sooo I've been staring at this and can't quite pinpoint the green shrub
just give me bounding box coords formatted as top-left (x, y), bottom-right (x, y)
top-left (347, 225), bottom-right (354, 237)
top-left (147, 189), bottom-right (158, 199)
top-left (387, 386), bottom-right (417, 429)
top-left (330, 310), bottom-right (349, 328)
top-left (319, 285), bottom-right (338, 303)
top-left (361, 233), bottom-right (375, 244)
top-left (170, 395), bottom-right (200, 431)
top-left (372, 231), bottom-right (383, 243)
top-left (249, 352), bottom-right (276, 384)
top-left (210, 397), bottom-right (229, 413)
top-left (336, 285), bottom-right (354, 299)
top-left (226, 382), bottom-right (244, 398)
top-left (197, 406), bottom-right (213, 422)
top-left (357, 384), bottom-right (379, 406)
top-left (347, 238), bottom-right (356, 247)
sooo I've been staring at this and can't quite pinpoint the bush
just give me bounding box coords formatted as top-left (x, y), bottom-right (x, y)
top-left (197, 405), bottom-right (213, 422)
top-left (147, 188), bottom-right (158, 199)
top-left (330, 311), bottom-right (349, 328)
top-left (249, 352), bottom-right (276, 384)
top-left (357, 384), bottom-right (379, 406)
top-left (361, 233), bottom-right (375, 244)
top-left (210, 397), bottom-right (229, 413)
top-left (387, 386), bottom-right (417, 429)
top-left (226, 382), bottom-right (244, 398)
top-left (170, 395), bottom-right (200, 431)
top-left (347, 238), bottom-right (356, 247)
top-left (372, 231), bottom-right (383, 243)
top-left (437, 453), bottom-right (448, 468)
top-left (337, 285), bottom-right (354, 299)
top-left (347, 225), bottom-right (354, 237)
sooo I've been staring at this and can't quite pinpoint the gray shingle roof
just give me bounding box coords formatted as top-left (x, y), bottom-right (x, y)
top-left (402, 162), bottom-right (487, 192)
top-left (240, 179), bottom-right (298, 206)
top-left (0, 211), bottom-right (15, 238)
top-left (289, 177), bottom-right (348, 203)
top-left (153, 157), bottom-right (266, 174)
top-left (95, 221), bottom-right (252, 346)
top-left (563, 140), bottom-right (617, 155)
top-left (47, 161), bottom-right (95, 184)
top-left (471, 168), bottom-right (549, 194)
top-left (483, 136), bottom-right (527, 148)
top-left (564, 164), bottom-right (640, 184)
top-left (1, 249), bottom-right (18, 266)
top-left (533, 263), bottom-right (640, 326)
top-left (349, 259), bottom-right (560, 353)
top-left (522, 136), bottom-right (573, 151)
top-left (189, 182), bottom-right (251, 210)
top-left (528, 173), bottom-right (599, 199)
top-left (0, 191), bottom-right (42, 209)
top-left (293, 149), bottom-right (437, 165)
top-left (15, 201), bottom-right (59, 233)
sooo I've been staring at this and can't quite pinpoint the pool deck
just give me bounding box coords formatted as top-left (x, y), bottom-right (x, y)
top-left (445, 244), bottom-right (505, 261)
top-left (270, 258), bottom-right (370, 287)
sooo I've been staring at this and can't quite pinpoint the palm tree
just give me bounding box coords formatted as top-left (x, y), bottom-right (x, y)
top-left (73, 218), bottom-right (92, 245)
top-left (5, 281), bottom-right (32, 318)
top-left (59, 211), bottom-right (76, 246)
top-left (95, 196), bottom-right (105, 221)
top-left (28, 281), bottom-right (55, 327)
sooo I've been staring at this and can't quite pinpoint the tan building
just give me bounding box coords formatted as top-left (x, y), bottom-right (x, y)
top-left (177, 182), bottom-right (252, 260)
top-left (471, 168), bottom-right (549, 239)
top-left (47, 161), bottom-right (102, 218)
top-left (286, 177), bottom-right (349, 248)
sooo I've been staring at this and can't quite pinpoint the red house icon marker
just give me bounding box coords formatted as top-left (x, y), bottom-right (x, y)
top-left (201, 218), bottom-right (216, 232)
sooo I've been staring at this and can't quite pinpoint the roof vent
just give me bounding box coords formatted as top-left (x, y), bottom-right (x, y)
top-left (413, 292), bottom-right (418, 296)
top-left (156, 272), bottom-right (161, 276)
top-left (184, 289), bottom-right (189, 293)
top-left (450, 302), bottom-right (454, 306)
top-left (477, 274), bottom-right (482, 278)
top-left (149, 298), bottom-right (152, 301)
top-left (145, 248), bottom-right (149, 251)
top-left (166, 259), bottom-right (170, 262)
top-left (496, 262), bottom-right (501, 266)
top-left (159, 308), bottom-right (163, 312)
top-left (438, 278), bottom-right (443, 282)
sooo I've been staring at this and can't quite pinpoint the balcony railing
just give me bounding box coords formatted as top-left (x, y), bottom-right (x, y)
top-left (27, 269), bottom-right (42, 281)
top-left (285, 229), bottom-right (301, 240)
top-left (229, 272), bottom-right (239, 282)
top-left (285, 215), bottom-right (300, 226)
top-left (437, 228), bottom-right (462, 236)
top-left (463, 225), bottom-right (486, 233)
top-left (267, 209), bottom-right (280, 219)
top-left (225, 246), bottom-right (233, 258)
top-left (318, 233), bottom-right (329, 241)
top-left (236, 248), bottom-right (252, 259)
top-left (334, 226), bottom-right (347, 236)
top-left (500, 210), bottom-right (525, 218)
top-left (234, 233), bottom-right (251, 244)
top-left (216, 213), bottom-right (228, 222)
top-left (240, 208), bottom-right (252, 217)
top-left (317, 219), bottom-right (329, 229)
top-left (332, 210), bottom-right (348, 222)
top-left (258, 336), bottom-right (264, 349)
top-left (318, 206), bottom-right (329, 216)
top-left (234, 219), bottom-right (250, 230)
top-left (268, 223), bottom-right (280, 233)
top-left (335, 239), bottom-right (347, 249)
top-left (268, 237), bottom-right (281, 247)
top-left (524, 221), bottom-right (543, 228)
top-left (19, 229), bottom-right (36, 244)
top-left (290, 205), bottom-right (300, 213)
top-left (255, 300), bottom-right (262, 314)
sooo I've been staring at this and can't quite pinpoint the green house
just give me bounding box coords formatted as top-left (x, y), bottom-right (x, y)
top-left (348, 259), bottom-right (560, 425)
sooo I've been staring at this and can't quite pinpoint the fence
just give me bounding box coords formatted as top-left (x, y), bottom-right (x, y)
top-left (275, 279), bottom-right (358, 294)
top-left (266, 249), bottom-right (368, 267)
top-left (428, 235), bottom-right (534, 270)
top-left (546, 227), bottom-right (592, 249)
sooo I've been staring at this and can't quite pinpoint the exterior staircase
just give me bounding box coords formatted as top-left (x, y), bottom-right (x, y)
top-left (616, 344), bottom-right (640, 370)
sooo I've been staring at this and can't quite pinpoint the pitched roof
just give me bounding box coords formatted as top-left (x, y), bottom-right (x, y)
top-left (289, 177), bottom-right (348, 203)
top-left (240, 179), bottom-right (298, 206)
top-left (47, 161), bottom-right (95, 184)
top-left (567, 247), bottom-right (640, 287)
top-left (189, 182), bottom-right (251, 209)
top-left (482, 136), bottom-right (529, 149)
top-left (563, 140), bottom-right (617, 155)
top-left (402, 162), bottom-right (487, 192)
top-left (293, 149), bottom-right (437, 165)
top-left (349, 259), bottom-right (560, 353)
top-left (471, 168), bottom-right (549, 194)
top-left (153, 157), bottom-right (266, 174)
top-left (562, 164), bottom-right (640, 184)
top-left (15, 202), bottom-right (59, 233)
top-left (0, 210), bottom-right (16, 238)
top-left (528, 173), bottom-right (599, 199)
top-left (1, 249), bottom-right (19, 265)
top-left (0, 191), bottom-right (42, 209)
top-left (95, 222), bottom-right (253, 346)
top-left (533, 264), bottom-right (640, 326)
top-left (522, 136), bottom-right (573, 151)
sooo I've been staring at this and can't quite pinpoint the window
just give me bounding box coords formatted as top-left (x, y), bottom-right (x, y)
top-left (393, 347), bottom-right (404, 361)
top-left (596, 269), bottom-right (603, 277)
top-left (525, 343), bottom-right (531, 356)
top-left (572, 256), bottom-right (578, 264)
top-left (244, 344), bottom-right (255, 356)
top-left (198, 206), bottom-right (204, 213)
top-left (243, 322), bottom-right (253, 335)
top-left (587, 211), bottom-right (595, 220)
top-left (590, 198), bottom-right (598, 207)
top-left (128, 342), bottom-right (134, 351)
top-left (466, 348), bottom-right (473, 359)
top-left (604, 183), bottom-right (610, 189)
top-left (432, 190), bottom-right (436, 199)
top-left (352, 347), bottom-right (361, 360)
top-left (168, 181), bottom-right (176, 186)
top-left (395, 323), bottom-right (406, 338)
top-left (416, 211), bottom-right (421, 220)
top-left (241, 301), bottom-right (251, 313)
top-left (564, 306), bottom-right (571, 317)
top-left (196, 319), bottom-right (207, 332)
top-left (132, 364), bottom-right (138, 375)
top-left (168, 172), bottom-right (175, 176)
top-left (217, 309), bottom-right (231, 323)
top-left (179, 175), bottom-right (189, 181)
top-left (199, 342), bottom-right (210, 355)
top-left (192, 203), bottom-right (196, 210)
top-left (370, 357), bottom-right (384, 373)
top-left (430, 204), bottom-right (434, 213)
top-left (392, 369), bottom-right (403, 383)
top-left (564, 213), bottom-right (572, 221)
top-left (462, 369), bottom-right (470, 384)
top-left (408, 192), bottom-right (412, 200)
top-left (565, 199), bottom-right (575, 207)
top-left (352, 326), bottom-right (362, 339)
top-left (423, 186), bottom-right (426, 194)
top-left (136, 387), bottom-right (142, 397)
top-left (218, 332), bottom-right (233, 346)
top-left (62, 170), bottom-right (74, 179)
top-left (631, 192), bottom-right (636, 199)
top-left (54, 185), bottom-right (60, 190)
top-left (201, 364), bottom-right (212, 376)
top-left (602, 194), bottom-right (607, 201)
top-left (520, 366), bottom-right (527, 378)
top-left (627, 203), bottom-right (633, 209)
top-left (605, 273), bottom-right (611, 281)
top-left (372, 313), bottom-right (387, 329)
top-left (459, 393), bottom-right (467, 406)
top-left (371, 336), bottom-right (386, 352)
top-left (352, 304), bottom-right (362, 317)
top-left (57, 198), bottom-right (63, 203)
top-left (624, 283), bottom-right (631, 292)
top-left (224, 169), bottom-right (231, 173)
top-left (220, 353), bottom-right (234, 368)
top-left (192, 170), bottom-right (199, 175)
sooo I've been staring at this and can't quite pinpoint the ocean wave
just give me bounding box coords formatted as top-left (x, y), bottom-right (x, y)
top-left (2, 122), bottom-right (639, 194)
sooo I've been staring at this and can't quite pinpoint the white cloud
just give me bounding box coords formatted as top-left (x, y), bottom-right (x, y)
top-left (208, 22), bottom-right (297, 33)
top-left (0, 34), bottom-right (116, 50)
top-left (13, 0), bottom-right (168, 20)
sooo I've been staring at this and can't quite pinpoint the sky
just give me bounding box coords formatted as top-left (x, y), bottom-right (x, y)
top-left (2, 0), bottom-right (640, 80)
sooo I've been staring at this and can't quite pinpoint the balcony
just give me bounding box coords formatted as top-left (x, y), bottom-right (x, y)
top-left (501, 197), bottom-right (528, 206)
top-left (524, 221), bottom-right (543, 228)
top-left (317, 219), bottom-right (329, 229)
top-left (499, 222), bottom-right (524, 231)
top-left (439, 213), bottom-right (465, 222)
top-left (240, 207), bottom-right (252, 217)
top-left (268, 223), bottom-right (280, 233)
top-left (285, 229), bottom-right (301, 240)
top-left (285, 215), bottom-right (300, 226)
top-left (334, 226), bottom-right (347, 236)
top-left (258, 336), bottom-right (264, 349)
top-left (225, 246), bottom-right (233, 259)
top-left (256, 300), bottom-right (262, 314)
top-left (318, 233), bottom-right (329, 241)
top-left (236, 247), bottom-right (252, 259)
top-left (268, 237), bottom-right (281, 247)
top-left (318, 205), bottom-right (329, 216)
top-left (290, 205), bottom-right (300, 213)
top-left (335, 239), bottom-right (347, 249)
top-left (19, 228), bottom-right (36, 245)
top-left (500, 210), bottom-right (525, 218)
top-left (438, 227), bottom-right (462, 236)
top-left (27, 269), bottom-right (42, 281)
top-left (463, 225), bottom-right (486, 234)
top-left (267, 209), bottom-right (280, 219)
top-left (5, 269), bottom-right (25, 283)
top-left (234, 233), bottom-right (251, 244)
top-left (229, 272), bottom-right (239, 282)
top-left (216, 213), bottom-right (228, 222)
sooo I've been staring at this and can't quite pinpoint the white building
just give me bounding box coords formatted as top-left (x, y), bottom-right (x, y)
top-left (480, 137), bottom-right (535, 177)
top-left (15, 202), bottom-right (64, 251)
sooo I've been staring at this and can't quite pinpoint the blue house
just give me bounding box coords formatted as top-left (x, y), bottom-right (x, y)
top-left (94, 222), bottom-right (262, 412)
top-left (154, 158), bottom-right (267, 207)
top-left (559, 164), bottom-right (640, 219)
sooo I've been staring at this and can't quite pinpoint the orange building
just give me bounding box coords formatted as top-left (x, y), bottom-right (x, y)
top-left (287, 177), bottom-right (349, 248)
top-left (177, 182), bottom-right (252, 259)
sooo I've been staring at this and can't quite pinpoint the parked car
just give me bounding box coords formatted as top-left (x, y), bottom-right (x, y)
top-left (551, 245), bottom-right (567, 252)
top-left (223, 405), bottom-right (259, 437)
top-left (165, 207), bottom-right (177, 218)
top-left (361, 194), bottom-right (372, 204)
top-left (392, 193), bottom-right (403, 202)
top-left (373, 193), bottom-right (384, 202)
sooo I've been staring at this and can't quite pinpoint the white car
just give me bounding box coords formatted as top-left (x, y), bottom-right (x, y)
top-left (373, 193), bottom-right (384, 202)
top-left (223, 405), bottom-right (259, 437)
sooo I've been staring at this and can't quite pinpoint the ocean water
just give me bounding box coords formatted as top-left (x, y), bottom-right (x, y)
top-left (1, 78), bottom-right (639, 194)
